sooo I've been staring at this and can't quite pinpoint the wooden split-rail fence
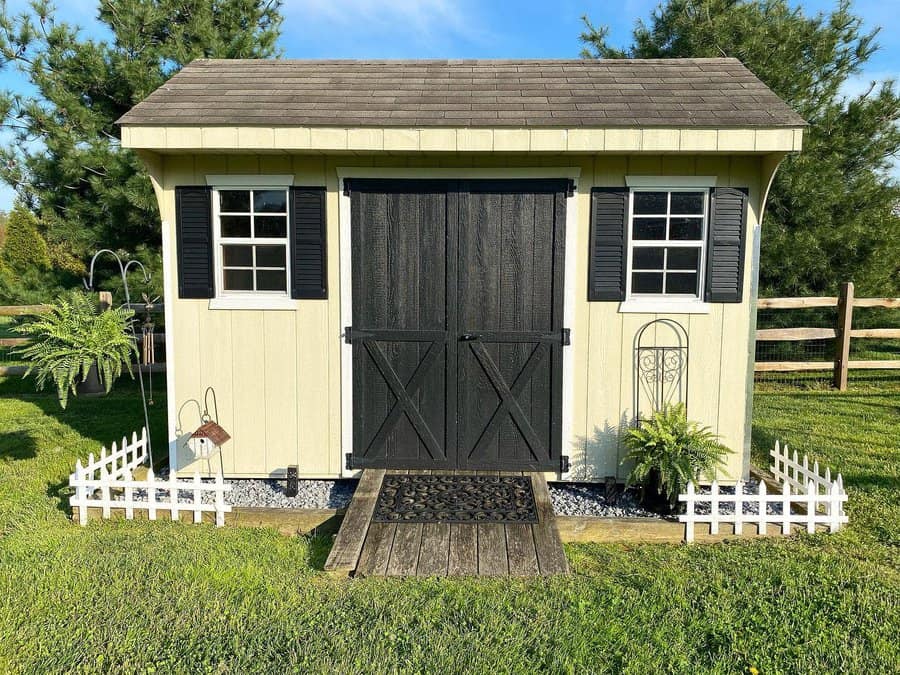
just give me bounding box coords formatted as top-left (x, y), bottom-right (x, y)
top-left (0, 293), bottom-right (166, 377)
top-left (755, 282), bottom-right (900, 390)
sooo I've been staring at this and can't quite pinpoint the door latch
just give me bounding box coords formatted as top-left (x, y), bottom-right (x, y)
top-left (459, 333), bottom-right (481, 341)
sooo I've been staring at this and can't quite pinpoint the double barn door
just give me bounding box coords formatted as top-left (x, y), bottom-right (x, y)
top-left (348, 179), bottom-right (567, 471)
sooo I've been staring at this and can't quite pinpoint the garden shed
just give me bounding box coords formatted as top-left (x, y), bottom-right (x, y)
top-left (119, 58), bottom-right (804, 483)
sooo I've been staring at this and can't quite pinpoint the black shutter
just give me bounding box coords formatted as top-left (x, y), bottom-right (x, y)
top-left (175, 186), bottom-right (214, 299)
top-left (588, 187), bottom-right (629, 301)
top-left (290, 186), bottom-right (327, 299)
top-left (705, 187), bottom-right (748, 303)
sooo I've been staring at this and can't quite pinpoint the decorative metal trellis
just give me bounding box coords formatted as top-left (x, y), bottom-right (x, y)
top-left (633, 319), bottom-right (689, 423)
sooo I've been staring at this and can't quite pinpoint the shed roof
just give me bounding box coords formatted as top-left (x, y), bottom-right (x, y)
top-left (118, 58), bottom-right (805, 129)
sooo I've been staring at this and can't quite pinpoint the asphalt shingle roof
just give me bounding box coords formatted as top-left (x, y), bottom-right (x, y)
top-left (118, 58), bottom-right (805, 128)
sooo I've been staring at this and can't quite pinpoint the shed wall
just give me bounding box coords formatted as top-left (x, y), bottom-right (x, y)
top-left (154, 152), bottom-right (763, 482)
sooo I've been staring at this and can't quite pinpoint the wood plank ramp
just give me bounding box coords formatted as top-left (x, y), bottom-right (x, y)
top-left (325, 469), bottom-right (569, 577)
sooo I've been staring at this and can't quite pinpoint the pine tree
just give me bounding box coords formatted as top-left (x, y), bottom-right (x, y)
top-left (0, 0), bottom-right (283, 299)
top-left (581, 0), bottom-right (900, 296)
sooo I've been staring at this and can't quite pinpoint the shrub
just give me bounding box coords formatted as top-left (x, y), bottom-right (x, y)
top-left (0, 203), bottom-right (50, 272)
top-left (623, 404), bottom-right (729, 510)
top-left (13, 290), bottom-right (137, 408)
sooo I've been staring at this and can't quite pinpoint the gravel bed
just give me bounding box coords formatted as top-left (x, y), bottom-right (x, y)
top-left (116, 473), bottom-right (785, 516)
top-left (693, 479), bottom-right (785, 515)
top-left (114, 470), bottom-right (357, 509)
top-left (549, 483), bottom-right (660, 518)
top-left (227, 478), bottom-right (357, 509)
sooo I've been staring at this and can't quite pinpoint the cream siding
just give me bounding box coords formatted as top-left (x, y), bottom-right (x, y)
top-left (147, 151), bottom-right (775, 482)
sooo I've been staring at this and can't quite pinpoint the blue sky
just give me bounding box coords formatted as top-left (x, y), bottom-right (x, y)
top-left (1, 0), bottom-right (898, 211)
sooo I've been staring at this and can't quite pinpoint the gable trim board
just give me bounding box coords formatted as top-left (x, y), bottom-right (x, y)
top-left (122, 125), bottom-right (803, 154)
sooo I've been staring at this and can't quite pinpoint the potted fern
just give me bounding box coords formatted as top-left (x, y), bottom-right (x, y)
top-left (14, 291), bottom-right (137, 408)
top-left (622, 404), bottom-right (729, 514)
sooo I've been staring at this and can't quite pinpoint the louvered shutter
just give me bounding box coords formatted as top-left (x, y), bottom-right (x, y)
top-left (704, 187), bottom-right (748, 303)
top-left (588, 187), bottom-right (629, 301)
top-left (175, 186), bottom-right (214, 299)
top-left (290, 186), bottom-right (327, 299)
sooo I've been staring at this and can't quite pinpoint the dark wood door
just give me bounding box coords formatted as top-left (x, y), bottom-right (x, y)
top-left (456, 181), bottom-right (567, 471)
top-left (349, 179), bottom-right (566, 471)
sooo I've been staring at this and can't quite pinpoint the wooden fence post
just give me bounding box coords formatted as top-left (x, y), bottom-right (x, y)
top-left (833, 282), bottom-right (854, 390)
top-left (98, 291), bottom-right (113, 312)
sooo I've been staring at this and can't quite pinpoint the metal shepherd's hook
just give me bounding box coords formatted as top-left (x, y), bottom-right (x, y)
top-left (84, 249), bottom-right (154, 466)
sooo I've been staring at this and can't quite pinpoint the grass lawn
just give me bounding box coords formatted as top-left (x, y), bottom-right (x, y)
top-left (0, 374), bottom-right (898, 673)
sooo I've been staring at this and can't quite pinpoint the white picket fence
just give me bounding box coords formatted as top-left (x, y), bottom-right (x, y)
top-left (69, 427), bottom-right (232, 527)
top-left (679, 442), bottom-right (848, 543)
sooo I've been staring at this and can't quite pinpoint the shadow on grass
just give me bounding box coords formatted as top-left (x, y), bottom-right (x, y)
top-left (0, 431), bottom-right (37, 461)
top-left (0, 374), bottom-right (168, 455)
top-left (306, 533), bottom-right (335, 571)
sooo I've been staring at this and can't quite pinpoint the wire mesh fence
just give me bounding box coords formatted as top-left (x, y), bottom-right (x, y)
top-left (753, 293), bottom-right (900, 390)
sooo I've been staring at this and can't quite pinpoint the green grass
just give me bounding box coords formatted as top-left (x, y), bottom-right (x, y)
top-left (1, 374), bottom-right (898, 673)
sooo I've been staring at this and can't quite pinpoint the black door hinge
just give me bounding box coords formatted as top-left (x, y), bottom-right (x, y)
top-left (560, 455), bottom-right (570, 473)
top-left (343, 181), bottom-right (351, 197)
top-left (344, 326), bottom-right (352, 344)
top-left (566, 179), bottom-right (576, 198)
top-left (561, 328), bottom-right (570, 346)
top-left (345, 453), bottom-right (354, 470)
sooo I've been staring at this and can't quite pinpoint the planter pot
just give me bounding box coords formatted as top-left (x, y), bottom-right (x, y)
top-left (639, 469), bottom-right (683, 515)
top-left (75, 363), bottom-right (105, 397)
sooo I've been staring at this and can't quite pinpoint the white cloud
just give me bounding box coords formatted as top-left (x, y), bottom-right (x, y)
top-left (282, 0), bottom-right (495, 56)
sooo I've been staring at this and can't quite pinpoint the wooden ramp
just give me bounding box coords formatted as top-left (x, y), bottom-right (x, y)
top-left (324, 470), bottom-right (569, 577)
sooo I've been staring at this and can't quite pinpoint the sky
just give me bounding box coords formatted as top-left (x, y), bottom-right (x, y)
top-left (0, 0), bottom-right (898, 211)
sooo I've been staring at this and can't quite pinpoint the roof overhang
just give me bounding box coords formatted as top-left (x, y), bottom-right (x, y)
top-left (120, 124), bottom-right (803, 154)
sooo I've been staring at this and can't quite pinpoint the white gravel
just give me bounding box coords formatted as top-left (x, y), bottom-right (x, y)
top-left (227, 478), bottom-right (356, 509)
top-left (693, 479), bottom-right (786, 515)
top-left (549, 483), bottom-right (660, 518)
top-left (117, 472), bottom-right (786, 516)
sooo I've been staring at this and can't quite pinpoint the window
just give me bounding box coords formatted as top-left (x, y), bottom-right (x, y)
top-left (627, 189), bottom-right (707, 300)
top-left (213, 188), bottom-right (290, 296)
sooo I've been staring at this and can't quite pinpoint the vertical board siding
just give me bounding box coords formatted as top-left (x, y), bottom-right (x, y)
top-left (159, 152), bottom-right (761, 480)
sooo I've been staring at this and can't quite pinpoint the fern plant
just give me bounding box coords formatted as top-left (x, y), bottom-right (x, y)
top-left (14, 291), bottom-right (137, 408)
top-left (622, 404), bottom-right (729, 510)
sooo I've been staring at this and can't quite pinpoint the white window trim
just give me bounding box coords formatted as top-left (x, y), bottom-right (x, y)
top-left (209, 184), bottom-right (295, 311)
top-left (621, 185), bottom-right (712, 314)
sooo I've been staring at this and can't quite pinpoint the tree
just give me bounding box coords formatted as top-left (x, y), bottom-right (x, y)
top-left (0, 201), bottom-right (54, 303)
top-left (0, 0), bottom-right (283, 300)
top-left (581, 0), bottom-right (900, 297)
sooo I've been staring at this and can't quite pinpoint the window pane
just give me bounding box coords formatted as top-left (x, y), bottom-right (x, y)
top-left (256, 269), bottom-right (286, 291)
top-left (255, 215), bottom-right (287, 238)
top-left (223, 244), bottom-right (252, 267)
top-left (670, 192), bottom-right (704, 215)
top-left (665, 272), bottom-right (699, 295)
top-left (224, 269), bottom-right (253, 291)
top-left (632, 217), bottom-right (666, 240)
top-left (221, 215), bottom-right (251, 238)
top-left (670, 217), bottom-right (703, 240)
top-left (667, 248), bottom-right (700, 271)
top-left (632, 272), bottom-right (663, 294)
top-left (253, 190), bottom-right (287, 213)
top-left (220, 190), bottom-right (250, 212)
top-left (633, 247), bottom-right (664, 269)
top-left (255, 244), bottom-right (285, 268)
top-left (633, 191), bottom-right (667, 215)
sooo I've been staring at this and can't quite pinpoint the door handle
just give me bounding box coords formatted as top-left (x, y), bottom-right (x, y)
top-left (459, 333), bottom-right (481, 341)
